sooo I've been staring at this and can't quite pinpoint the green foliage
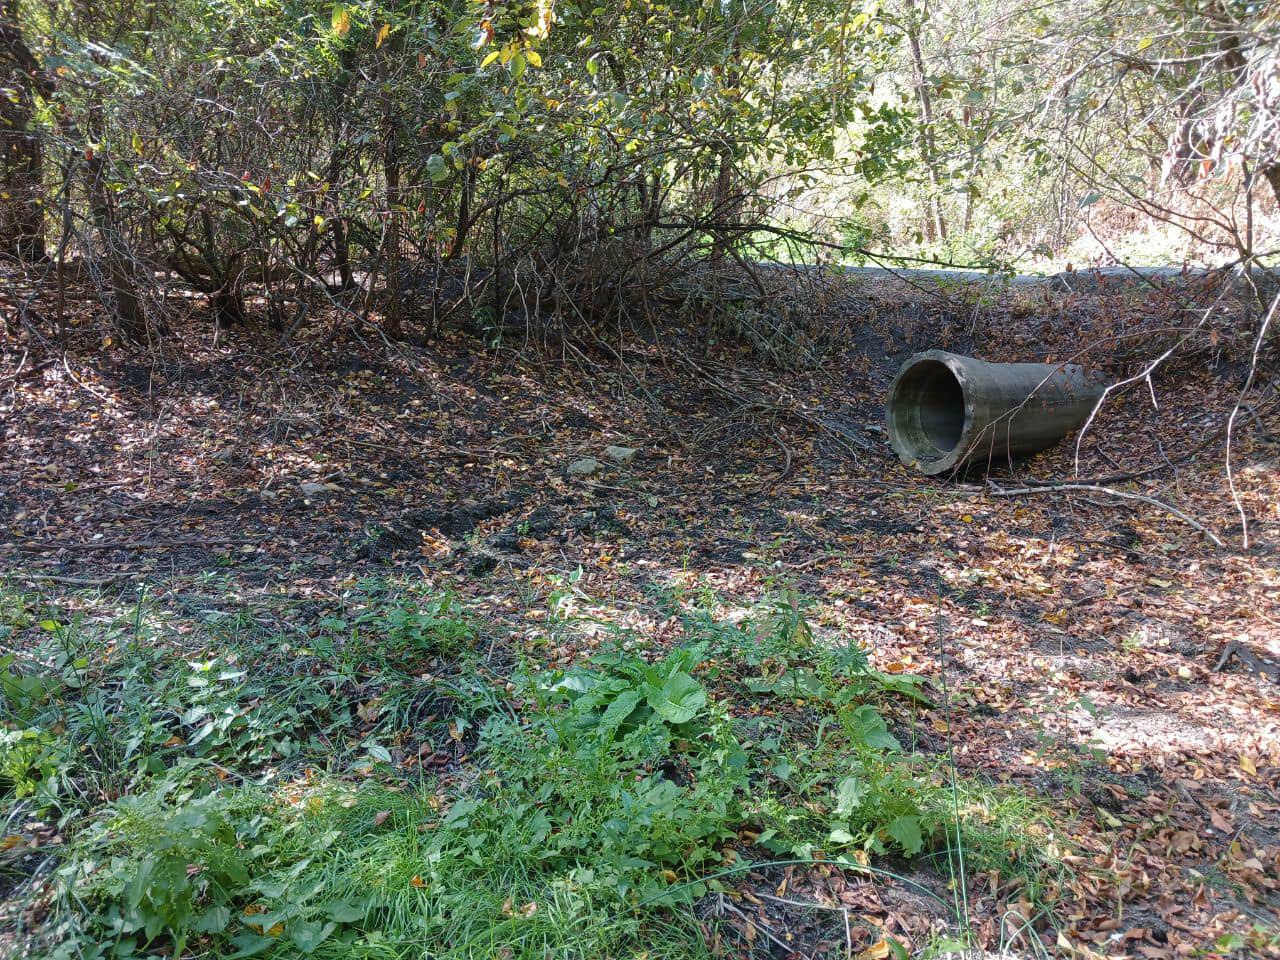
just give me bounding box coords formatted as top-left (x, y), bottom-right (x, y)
top-left (0, 726), bottom-right (62, 799)
top-left (12, 581), bottom-right (1066, 958)
top-left (471, 644), bottom-right (747, 897)
top-left (0, 580), bottom-right (480, 813)
top-left (12, 0), bottom-right (909, 350)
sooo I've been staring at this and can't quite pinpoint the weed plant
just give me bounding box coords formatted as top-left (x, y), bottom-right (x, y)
top-left (0, 578), bottom-right (1067, 958)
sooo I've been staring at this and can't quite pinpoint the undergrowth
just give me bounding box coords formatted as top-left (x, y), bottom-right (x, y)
top-left (0, 577), bottom-right (1068, 958)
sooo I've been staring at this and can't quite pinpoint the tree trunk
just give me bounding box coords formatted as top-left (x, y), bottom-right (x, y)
top-left (903, 0), bottom-right (947, 243)
top-left (1263, 164), bottom-right (1280, 210)
top-left (85, 105), bottom-right (146, 340)
top-left (326, 44), bottom-right (359, 290)
top-left (377, 40), bottom-right (402, 340)
top-left (0, 1), bottom-right (50, 262)
top-left (704, 16), bottom-right (742, 352)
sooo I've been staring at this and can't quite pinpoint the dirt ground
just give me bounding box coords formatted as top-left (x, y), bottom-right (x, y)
top-left (3, 272), bottom-right (1279, 957)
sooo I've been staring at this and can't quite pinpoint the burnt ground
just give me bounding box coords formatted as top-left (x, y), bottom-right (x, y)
top-left (2, 271), bottom-right (1279, 958)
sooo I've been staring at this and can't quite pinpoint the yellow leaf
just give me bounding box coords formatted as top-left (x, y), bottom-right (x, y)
top-left (376, 23), bottom-right (390, 48)
top-left (856, 940), bottom-right (891, 960)
top-left (331, 5), bottom-right (351, 36)
top-left (243, 904), bottom-right (272, 934)
top-left (1240, 754), bottom-right (1258, 776)
top-left (525, 48), bottom-right (542, 68)
top-left (410, 875), bottom-right (427, 888)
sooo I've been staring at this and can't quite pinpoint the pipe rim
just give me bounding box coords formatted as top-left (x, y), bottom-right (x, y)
top-left (885, 350), bottom-right (975, 475)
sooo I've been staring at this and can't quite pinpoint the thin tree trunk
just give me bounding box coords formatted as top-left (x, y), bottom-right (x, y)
top-left (705, 15), bottom-right (741, 352)
top-left (376, 39), bottom-right (402, 340)
top-left (85, 104), bottom-right (146, 340)
top-left (903, 0), bottom-right (947, 243)
top-left (326, 44), bottom-right (359, 290)
top-left (331, 211), bottom-right (355, 290)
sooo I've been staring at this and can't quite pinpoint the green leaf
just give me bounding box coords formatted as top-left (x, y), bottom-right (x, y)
top-left (192, 906), bottom-right (232, 933)
top-left (320, 900), bottom-right (367, 923)
top-left (443, 795), bottom-right (480, 828)
top-left (426, 154), bottom-right (449, 182)
top-left (834, 776), bottom-right (865, 816)
top-left (227, 932), bottom-right (273, 958)
top-left (645, 671), bottom-right (706, 724)
top-left (290, 919), bottom-right (335, 954)
top-left (862, 727), bottom-right (900, 751)
top-left (847, 705), bottom-right (901, 752)
top-left (885, 815), bottom-right (923, 856)
top-left (597, 688), bottom-right (642, 738)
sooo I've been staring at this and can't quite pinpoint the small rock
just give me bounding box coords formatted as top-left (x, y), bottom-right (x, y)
top-left (299, 481), bottom-right (338, 496)
top-left (566, 458), bottom-right (600, 477)
top-left (604, 445), bottom-right (638, 464)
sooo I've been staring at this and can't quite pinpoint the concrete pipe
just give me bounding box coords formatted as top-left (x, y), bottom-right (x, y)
top-left (885, 350), bottom-right (1105, 476)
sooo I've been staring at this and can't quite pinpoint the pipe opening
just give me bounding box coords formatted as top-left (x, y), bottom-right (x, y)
top-left (889, 359), bottom-right (966, 457)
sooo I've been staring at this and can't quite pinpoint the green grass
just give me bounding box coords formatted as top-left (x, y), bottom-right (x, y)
top-left (1, 577), bottom-right (1069, 958)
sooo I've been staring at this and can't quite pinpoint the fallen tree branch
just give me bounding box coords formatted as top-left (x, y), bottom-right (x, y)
top-left (10, 537), bottom-right (261, 552)
top-left (8, 573), bottom-right (129, 587)
top-left (1213, 640), bottom-right (1280, 683)
top-left (979, 483), bottom-right (1225, 548)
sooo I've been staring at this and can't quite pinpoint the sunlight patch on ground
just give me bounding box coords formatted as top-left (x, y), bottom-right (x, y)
top-left (1076, 702), bottom-right (1280, 758)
